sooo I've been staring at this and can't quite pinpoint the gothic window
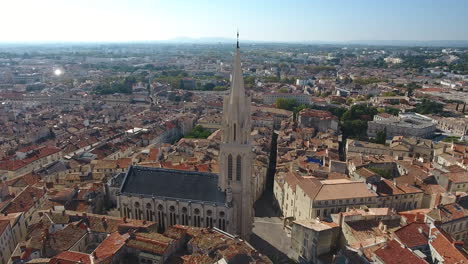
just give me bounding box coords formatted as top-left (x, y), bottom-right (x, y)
top-left (181, 207), bottom-right (188, 225)
top-left (157, 205), bottom-right (164, 229)
top-left (217, 211), bottom-right (226, 231)
top-left (236, 155), bottom-right (242, 181)
top-left (125, 207), bottom-right (131, 218)
top-left (228, 154), bottom-right (233, 181)
top-left (206, 216), bottom-right (213, 228)
top-left (146, 203), bottom-right (153, 221)
top-left (146, 210), bottom-right (153, 221)
top-left (194, 208), bottom-right (201, 227)
top-left (233, 124), bottom-right (236, 141)
top-left (218, 219), bottom-right (226, 231)
top-left (169, 206), bottom-right (176, 226)
top-left (135, 208), bottom-right (140, 220)
top-left (206, 210), bottom-right (213, 228)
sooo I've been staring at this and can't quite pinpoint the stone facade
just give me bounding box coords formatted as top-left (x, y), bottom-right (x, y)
top-left (367, 112), bottom-right (436, 139)
top-left (218, 46), bottom-right (254, 239)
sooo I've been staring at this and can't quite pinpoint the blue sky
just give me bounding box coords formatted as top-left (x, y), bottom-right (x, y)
top-left (1, 0), bottom-right (467, 42)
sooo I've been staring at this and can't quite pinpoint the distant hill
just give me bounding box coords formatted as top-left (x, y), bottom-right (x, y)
top-left (164, 37), bottom-right (468, 47)
top-left (165, 37), bottom-right (236, 43)
top-left (342, 40), bottom-right (468, 47)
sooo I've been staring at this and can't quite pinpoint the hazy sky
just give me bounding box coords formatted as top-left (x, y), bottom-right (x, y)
top-left (1, 0), bottom-right (468, 42)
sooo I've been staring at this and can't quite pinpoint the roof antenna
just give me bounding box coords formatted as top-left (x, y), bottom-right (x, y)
top-left (237, 29), bottom-right (239, 49)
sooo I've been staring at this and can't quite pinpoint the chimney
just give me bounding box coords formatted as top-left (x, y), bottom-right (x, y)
top-left (62, 210), bottom-right (66, 216)
top-left (93, 251), bottom-right (98, 259)
top-left (123, 216), bottom-right (127, 223)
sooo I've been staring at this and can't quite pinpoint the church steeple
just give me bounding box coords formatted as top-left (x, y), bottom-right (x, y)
top-left (223, 32), bottom-right (250, 145)
top-left (218, 32), bottom-right (254, 240)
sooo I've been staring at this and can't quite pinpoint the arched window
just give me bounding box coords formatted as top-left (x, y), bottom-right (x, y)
top-left (236, 155), bottom-right (242, 181)
top-left (206, 210), bottom-right (213, 228)
top-left (157, 205), bottom-right (164, 230)
top-left (227, 154), bottom-right (233, 181)
top-left (233, 124), bottom-right (236, 141)
top-left (194, 208), bottom-right (201, 227)
top-left (169, 206), bottom-right (176, 226)
top-left (181, 207), bottom-right (188, 225)
top-left (146, 203), bottom-right (153, 221)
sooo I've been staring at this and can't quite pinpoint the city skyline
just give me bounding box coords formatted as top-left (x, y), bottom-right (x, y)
top-left (1, 0), bottom-right (468, 43)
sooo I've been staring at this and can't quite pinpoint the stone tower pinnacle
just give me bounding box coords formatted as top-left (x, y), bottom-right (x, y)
top-left (218, 33), bottom-right (254, 240)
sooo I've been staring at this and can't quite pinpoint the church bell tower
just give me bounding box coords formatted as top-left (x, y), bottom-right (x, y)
top-left (219, 32), bottom-right (254, 239)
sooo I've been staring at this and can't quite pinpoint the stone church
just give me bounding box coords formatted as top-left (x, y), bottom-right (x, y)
top-left (117, 39), bottom-right (255, 239)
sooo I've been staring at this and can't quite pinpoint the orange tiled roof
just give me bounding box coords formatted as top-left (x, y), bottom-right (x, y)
top-left (374, 239), bottom-right (428, 264)
top-left (429, 227), bottom-right (468, 264)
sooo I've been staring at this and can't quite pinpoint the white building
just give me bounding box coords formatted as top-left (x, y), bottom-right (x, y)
top-left (367, 112), bottom-right (436, 139)
top-left (263, 93), bottom-right (311, 105)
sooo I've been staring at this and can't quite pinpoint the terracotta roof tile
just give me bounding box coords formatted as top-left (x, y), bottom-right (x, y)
top-left (374, 239), bottom-right (428, 264)
top-left (394, 222), bottom-right (429, 248)
top-left (429, 227), bottom-right (468, 264)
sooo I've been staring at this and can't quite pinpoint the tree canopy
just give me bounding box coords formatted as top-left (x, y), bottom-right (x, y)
top-left (340, 104), bottom-right (378, 140)
top-left (185, 125), bottom-right (211, 139)
top-left (413, 99), bottom-right (444, 114)
top-left (94, 76), bottom-right (137, 95)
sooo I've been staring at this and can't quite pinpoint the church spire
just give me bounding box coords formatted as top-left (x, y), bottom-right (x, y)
top-left (229, 39), bottom-right (245, 105)
top-left (218, 34), bottom-right (254, 239)
top-left (223, 30), bottom-right (249, 144)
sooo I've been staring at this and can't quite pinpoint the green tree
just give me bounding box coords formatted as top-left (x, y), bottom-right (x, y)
top-left (353, 77), bottom-right (387, 85)
top-left (413, 99), bottom-right (443, 114)
top-left (384, 107), bottom-right (400, 116)
top-left (213, 86), bottom-right (227, 91)
top-left (375, 129), bottom-right (387, 145)
top-left (244, 76), bottom-right (256, 87)
top-left (369, 167), bottom-right (393, 179)
top-left (278, 88), bottom-right (289, 93)
top-left (185, 125), bottom-right (212, 139)
top-left (203, 83), bottom-right (215, 90)
top-left (275, 98), bottom-right (298, 111)
top-left (340, 104), bottom-right (378, 140)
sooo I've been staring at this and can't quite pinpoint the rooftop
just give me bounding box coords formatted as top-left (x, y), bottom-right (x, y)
top-left (294, 219), bottom-right (338, 231)
top-left (120, 165), bottom-right (226, 204)
top-left (394, 222), bottom-right (429, 248)
top-left (374, 239), bottom-right (428, 264)
top-left (315, 179), bottom-right (377, 201)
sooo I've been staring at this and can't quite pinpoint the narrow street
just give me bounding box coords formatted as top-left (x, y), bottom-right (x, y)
top-left (251, 192), bottom-right (294, 264)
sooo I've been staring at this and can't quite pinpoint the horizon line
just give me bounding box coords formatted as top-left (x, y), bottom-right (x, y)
top-left (1, 38), bottom-right (468, 45)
